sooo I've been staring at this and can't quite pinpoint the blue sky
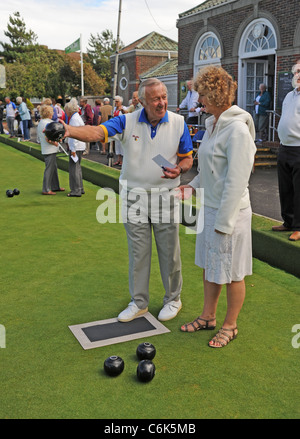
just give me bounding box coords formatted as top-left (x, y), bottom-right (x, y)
top-left (0, 0), bottom-right (203, 52)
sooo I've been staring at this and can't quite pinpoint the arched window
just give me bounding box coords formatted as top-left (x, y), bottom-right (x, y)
top-left (240, 19), bottom-right (277, 58)
top-left (194, 32), bottom-right (221, 75)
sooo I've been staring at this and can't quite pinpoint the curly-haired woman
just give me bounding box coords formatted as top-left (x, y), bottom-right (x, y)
top-left (177, 65), bottom-right (256, 348)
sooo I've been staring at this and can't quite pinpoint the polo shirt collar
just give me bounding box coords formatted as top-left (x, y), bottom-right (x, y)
top-left (138, 108), bottom-right (169, 126)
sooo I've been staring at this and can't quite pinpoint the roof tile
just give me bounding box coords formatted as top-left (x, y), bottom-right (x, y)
top-left (179, 0), bottom-right (233, 18)
top-left (120, 31), bottom-right (178, 53)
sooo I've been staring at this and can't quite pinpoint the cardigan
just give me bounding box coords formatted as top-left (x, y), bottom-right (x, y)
top-left (189, 105), bottom-right (257, 234)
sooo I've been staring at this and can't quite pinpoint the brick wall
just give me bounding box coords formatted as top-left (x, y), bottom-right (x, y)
top-left (261, 0), bottom-right (298, 48)
top-left (111, 52), bottom-right (172, 101)
top-left (177, 0), bottom-right (300, 109)
top-left (277, 55), bottom-right (300, 73)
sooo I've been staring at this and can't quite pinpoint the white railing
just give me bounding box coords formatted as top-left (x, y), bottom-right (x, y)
top-left (266, 110), bottom-right (281, 142)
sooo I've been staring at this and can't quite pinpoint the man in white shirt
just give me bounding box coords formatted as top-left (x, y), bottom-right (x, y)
top-left (272, 61), bottom-right (300, 241)
top-left (127, 91), bottom-right (143, 113)
top-left (177, 80), bottom-right (199, 124)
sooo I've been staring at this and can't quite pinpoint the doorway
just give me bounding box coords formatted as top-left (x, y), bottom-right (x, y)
top-left (245, 59), bottom-right (268, 115)
top-left (238, 19), bottom-right (277, 113)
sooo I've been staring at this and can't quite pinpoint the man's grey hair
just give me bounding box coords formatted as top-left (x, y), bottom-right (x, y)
top-left (104, 97), bottom-right (110, 103)
top-left (292, 60), bottom-right (300, 73)
top-left (138, 78), bottom-right (168, 103)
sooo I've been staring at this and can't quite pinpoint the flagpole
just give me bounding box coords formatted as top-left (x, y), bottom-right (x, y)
top-left (80, 34), bottom-right (84, 97)
top-left (109, 0), bottom-right (122, 167)
top-left (112, 0), bottom-right (122, 109)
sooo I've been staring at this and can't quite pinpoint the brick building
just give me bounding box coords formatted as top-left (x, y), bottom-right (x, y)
top-left (177, 0), bottom-right (300, 113)
top-left (110, 31), bottom-right (178, 105)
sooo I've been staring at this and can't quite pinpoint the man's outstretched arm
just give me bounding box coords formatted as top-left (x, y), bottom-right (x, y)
top-left (62, 121), bottom-right (105, 143)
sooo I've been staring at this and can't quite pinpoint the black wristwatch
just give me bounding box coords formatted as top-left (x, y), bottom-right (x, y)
top-left (178, 165), bottom-right (183, 174)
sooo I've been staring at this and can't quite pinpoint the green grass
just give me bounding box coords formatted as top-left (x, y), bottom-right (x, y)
top-left (0, 142), bottom-right (299, 419)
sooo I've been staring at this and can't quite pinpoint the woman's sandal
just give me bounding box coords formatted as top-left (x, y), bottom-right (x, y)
top-left (208, 327), bottom-right (238, 348)
top-left (42, 191), bottom-right (56, 195)
top-left (180, 316), bottom-right (216, 333)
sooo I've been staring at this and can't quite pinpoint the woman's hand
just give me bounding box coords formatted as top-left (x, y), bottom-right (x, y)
top-left (174, 185), bottom-right (194, 200)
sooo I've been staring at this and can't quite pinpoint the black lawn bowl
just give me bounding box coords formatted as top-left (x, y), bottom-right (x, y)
top-left (136, 342), bottom-right (156, 361)
top-left (104, 356), bottom-right (124, 377)
top-left (137, 360), bottom-right (156, 383)
top-left (44, 122), bottom-right (65, 143)
top-left (13, 188), bottom-right (20, 196)
top-left (6, 190), bottom-right (14, 198)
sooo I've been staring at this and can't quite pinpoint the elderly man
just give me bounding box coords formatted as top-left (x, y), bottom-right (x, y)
top-left (128, 91), bottom-right (143, 113)
top-left (62, 78), bottom-right (193, 321)
top-left (101, 98), bottom-right (112, 123)
top-left (272, 61), bottom-right (300, 241)
top-left (177, 80), bottom-right (199, 124)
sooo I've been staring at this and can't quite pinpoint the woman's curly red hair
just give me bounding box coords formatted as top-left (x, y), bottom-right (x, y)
top-left (193, 65), bottom-right (237, 108)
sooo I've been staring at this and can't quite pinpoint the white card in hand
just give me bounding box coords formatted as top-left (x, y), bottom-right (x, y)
top-left (152, 154), bottom-right (176, 170)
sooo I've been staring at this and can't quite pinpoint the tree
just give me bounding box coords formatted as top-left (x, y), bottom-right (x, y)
top-left (0, 46), bottom-right (65, 99)
top-left (87, 29), bottom-right (124, 92)
top-left (0, 11), bottom-right (38, 63)
top-left (0, 46), bottom-right (107, 101)
top-left (61, 56), bottom-right (107, 97)
top-left (0, 12), bottom-right (107, 101)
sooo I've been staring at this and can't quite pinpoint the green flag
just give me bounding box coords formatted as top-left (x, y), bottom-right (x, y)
top-left (65, 38), bottom-right (80, 54)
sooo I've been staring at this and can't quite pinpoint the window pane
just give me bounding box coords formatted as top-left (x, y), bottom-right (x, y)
top-left (247, 63), bottom-right (255, 76)
top-left (268, 34), bottom-right (275, 48)
top-left (247, 91), bottom-right (254, 105)
top-left (256, 77), bottom-right (264, 89)
top-left (256, 64), bottom-right (264, 76)
top-left (247, 77), bottom-right (254, 90)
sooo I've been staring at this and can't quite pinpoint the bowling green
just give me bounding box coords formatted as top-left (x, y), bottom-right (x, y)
top-left (0, 142), bottom-right (299, 419)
